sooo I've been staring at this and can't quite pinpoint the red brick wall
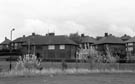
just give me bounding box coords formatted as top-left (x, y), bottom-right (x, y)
top-left (21, 44), bottom-right (77, 60)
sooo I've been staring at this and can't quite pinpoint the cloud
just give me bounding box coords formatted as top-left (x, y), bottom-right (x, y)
top-left (17, 19), bottom-right (86, 36)
top-left (1, 0), bottom-right (135, 42)
top-left (16, 19), bottom-right (57, 36)
top-left (56, 21), bottom-right (85, 35)
top-left (108, 24), bottom-right (135, 36)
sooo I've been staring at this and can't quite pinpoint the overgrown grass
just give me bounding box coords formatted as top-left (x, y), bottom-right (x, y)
top-left (1, 73), bottom-right (135, 84)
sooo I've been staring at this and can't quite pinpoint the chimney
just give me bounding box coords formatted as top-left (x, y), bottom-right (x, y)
top-left (47, 33), bottom-right (55, 36)
top-left (109, 34), bottom-right (112, 36)
top-left (104, 33), bottom-right (108, 37)
top-left (81, 34), bottom-right (85, 37)
top-left (5, 37), bottom-right (7, 40)
top-left (32, 32), bottom-right (35, 36)
top-left (23, 35), bottom-right (25, 38)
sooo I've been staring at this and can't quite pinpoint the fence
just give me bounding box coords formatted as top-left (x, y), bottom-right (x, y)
top-left (1, 61), bottom-right (135, 71)
top-left (40, 62), bottom-right (135, 70)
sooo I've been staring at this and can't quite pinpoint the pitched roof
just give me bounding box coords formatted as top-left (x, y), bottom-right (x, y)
top-left (126, 36), bottom-right (135, 43)
top-left (0, 37), bottom-right (11, 45)
top-left (13, 34), bottom-right (77, 45)
top-left (95, 35), bottom-right (124, 45)
top-left (13, 37), bottom-right (26, 43)
top-left (13, 35), bottom-right (41, 43)
top-left (81, 36), bottom-right (96, 44)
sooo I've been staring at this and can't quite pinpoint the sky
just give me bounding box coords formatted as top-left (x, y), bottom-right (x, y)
top-left (0, 0), bottom-right (135, 42)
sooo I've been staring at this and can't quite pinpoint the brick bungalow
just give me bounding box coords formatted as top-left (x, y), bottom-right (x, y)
top-left (12, 33), bottom-right (78, 60)
top-left (94, 33), bottom-right (126, 59)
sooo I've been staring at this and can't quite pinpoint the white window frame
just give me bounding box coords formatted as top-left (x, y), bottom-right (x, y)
top-left (126, 48), bottom-right (128, 51)
top-left (14, 43), bottom-right (18, 49)
top-left (128, 47), bottom-right (133, 51)
top-left (59, 45), bottom-right (65, 50)
top-left (48, 45), bottom-right (55, 50)
top-left (128, 43), bottom-right (133, 46)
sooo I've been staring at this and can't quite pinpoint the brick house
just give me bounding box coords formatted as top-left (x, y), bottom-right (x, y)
top-left (121, 34), bottom-right (131, 41)
top-left (0, 37), bottom-right (22, 56)
top-left (78, 34), bottom-right (96, 60)
top-left (94, 33), bottom-right (126, 59)
top-left (79, 34), bottom-right (96, 49)
top-left (0, 37), bottom-right (11, 50)
top-left (12, 33), bottom-right (78, 60)
top-left (125, 36), bottom-right (135, 60)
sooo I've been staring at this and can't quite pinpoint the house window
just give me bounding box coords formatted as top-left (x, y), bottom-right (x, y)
top-left (59, 45), bottom-right (65, 50)
top-left (128, 43), bottom-right (133, 46)
top-left (0, 45), bottom-right (2, 50)
top-left (14, 43), bottom-right (18, 49)
top-left (128, 47), bottom-right (133, 51)
top-left (37, 46), bottom-right (42, 50)
top-left (82, 44), bottom-right (85, 49)
top-left (48, 45), bottom-right (55, 50)
top-left (126, 48), bottom-right (128, 51)
top-left (79, 44), bottom-right (82, 48)
top-left (95, 45), bottom-right (98, 49)
top-left (6, 45), bottom-right (9, 48)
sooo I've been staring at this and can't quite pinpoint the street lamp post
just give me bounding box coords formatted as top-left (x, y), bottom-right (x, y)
top-left (9, 28), bottom-right (15, 71)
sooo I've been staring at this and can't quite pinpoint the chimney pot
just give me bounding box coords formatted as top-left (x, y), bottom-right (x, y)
top-left (5, 37), bottom-right (7, 40)
top-left (105, 33), bottom-right (108, 37)
top-left (47, 33), bottom-right (55, 36)
top-left (23, 35), bottom-right (25, 38)
top-left (109, 34), bottom-right (112, 36)
top-left (81, 34), bottom-right (85, 37)
top-left (32, 33), bottom-right (35, 36)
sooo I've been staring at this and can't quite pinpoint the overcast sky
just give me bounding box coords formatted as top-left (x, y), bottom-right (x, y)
top-left (0, 0), bottom-right (135, 42)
